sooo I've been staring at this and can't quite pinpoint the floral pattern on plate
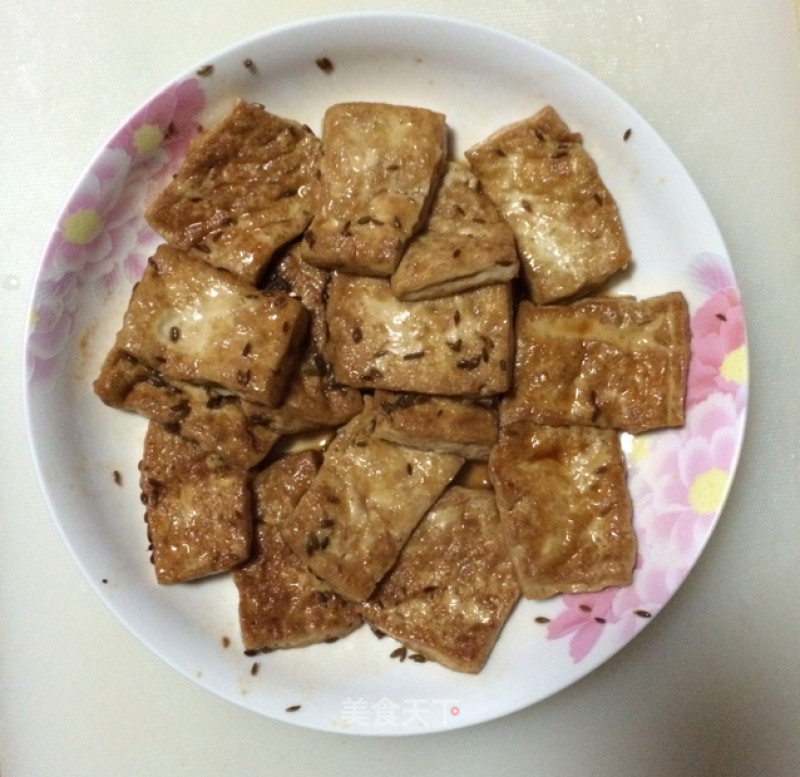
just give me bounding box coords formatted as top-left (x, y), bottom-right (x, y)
top-left (546, 253), bottom-right (748, 662)
top-left (26, 77), bottom-right (205, 393)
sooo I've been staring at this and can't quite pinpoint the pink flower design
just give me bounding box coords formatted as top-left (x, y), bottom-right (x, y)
top-left (110, 77), bottom-right (205, 182)
top-left (27, 78), bottom-right (207, 393)
top-left (687, 255), bottom-right (747, 411)
top-left (546, 587), bottom-right (622, 662)
top-left (546, 256), bottom-right (748, 664)
top-left (642, 393), bottom-right (740, 558)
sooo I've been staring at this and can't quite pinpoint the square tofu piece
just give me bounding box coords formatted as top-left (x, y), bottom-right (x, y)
top-left (373, 390), bottom-right (498, 461)
top-left (300, 102), bottom-right (447, 276)
top-left (146, 100), bottom-right (320, 285)
top-left (234, 452), bottom-right (362, 652)
top-left (501, 292), bottom-right (690, 433)
top-left (466, 106), bottom-right (630, 304)
top-left (281, 400), bottom-right (464, 602)
top-left (325, 274), bottom-right (514, 397)
top-left (140, 421), bottom-right (252, 584)
top-left (489, 422), bottom-right (636, 599)
top-left (111, 244), bottom-right (308, 407)
top-left (361, 487), bottom-right (520, 673)
top-left (94, 350), bottom-right (279, 469)
top-left (390, 161), bottom-right (518, 300)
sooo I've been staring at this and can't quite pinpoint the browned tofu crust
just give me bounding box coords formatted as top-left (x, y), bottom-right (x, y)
top-left (146, 100), bottom-right (320, 284)
top-left (140, 421), bottom-right (252, 584)
top-left (361, 487), bottom-right (520, 673)
top-left (234, 452), bottom-right (362, 651)
top-left (325, 274), bottom-right (514, 397)
top-left (489, 422), bottom-right (636, 599)
top-left (94, 350), bottom-right (279, 469)
top-left (373, 390), bottom-right (498, 461)
top-left (466, 106), bottom-right (630, 304)
top-left (390, 162), bottom-right (518, 300)
top-left (256, 244), bottom-right (363, 432)
top-left (280, 400), bottom-right (464, 602)
top-left (111, 244), bottom-right (308, 407)
top-left (300, 102), bottom-right (447, 276)
top-left (501, 292), bottom-right (690, 433)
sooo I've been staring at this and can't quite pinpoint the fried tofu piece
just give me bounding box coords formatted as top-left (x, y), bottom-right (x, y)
top-left (361, 487), bottom-right (520, 673)
top-left (281, 400), bottom-right (464, 602)
top-left (489, 422), bottom-right (636, 599)
top-left (94, 351), bottom-right (279, 468)
top-left (140, 421), bottom-right (252, 584)
top-left (110, 244), bottom-right (308, 407)
top-left (254, 244), bottom-right (363, 433)
top-left (466, 106), bottom-right (630, 304)
top-left (146, 100), bottom-right (320, 284)
top-left (373, 390), bottom-right (498, 461)
top-left (501, 292), bottom-right (690, 433)
top-left (300, 102), bottom-right (447, 276)
top-left (233, 452), bottom-right (362, 651)
top-left (390, 162), bottom-right (518, 300)
top-left (325, 274), bottom-right (514, 397)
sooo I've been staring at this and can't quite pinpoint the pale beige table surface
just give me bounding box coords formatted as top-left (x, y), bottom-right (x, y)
top-left (2, 2), bottom-right (799, 775)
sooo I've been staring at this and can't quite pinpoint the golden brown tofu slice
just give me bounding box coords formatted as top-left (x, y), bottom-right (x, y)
top-left (489, 421), bottom-right (636, 599)
top-left (110, 244), bottom-right (308, 407)
top-left (94, 350), bottom-right (279, 469)
top-left (390, 162), bottom-right (518, 300)
top-left (146, 100), bottom-right (320, 284)
top-left (373, 390), bottom-right (498, 461)
top-left (361, 487), bottom-right (520, 673)
top-left (233, 452), bottom-right (362, 652)
top-left (140, 421), bottom-right (252, 584)
top-left (281, 400), bottom-right (464, 602)
top-left (325, 274), bottom-right (514, 397)
top-left (465, 106), bottom-right (630, 304)
top-left (501, 292), bottom-right (690, 433)
top-left (300, 102), bottom-right (447, 276)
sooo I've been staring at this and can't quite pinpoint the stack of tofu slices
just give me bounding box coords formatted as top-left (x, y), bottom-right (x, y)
top-left (95, 99), bottom-right (690, 673)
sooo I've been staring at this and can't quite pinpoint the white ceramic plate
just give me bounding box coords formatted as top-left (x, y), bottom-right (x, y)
top-left (24, 12), bottom-right (748, 735)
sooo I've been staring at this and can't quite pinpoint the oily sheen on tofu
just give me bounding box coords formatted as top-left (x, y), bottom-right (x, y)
top-left (325, 273), bottom-right (514, 397)
top-left (489, 422), bottom-right (636, 599)
top-left (466, 106), bottom-right (630, 304)
top-left (300, 102), bottom-right (447, 276)
top-left (234, 452), bottom-right (362, 652)
top-left (361, 486), bottom-right (520, 673)
top-left (501, 292), bottom-right (690, 433)
top-left (146, 100), bottom-right (320, 285)
top-left (94, 350), bottom-right (280, 469)
top-left (110, 244), bottom-right (308, 407)
top-left (280, 401), bottom-right (464, 602)
top-left (140, 421), bottom-right (252, 584)
top-left (390, 161), bottom-right (518, 301)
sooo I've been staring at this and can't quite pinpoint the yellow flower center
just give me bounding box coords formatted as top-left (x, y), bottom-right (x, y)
top-left (720, 344), bottom-right (747, 385)
top-left (630, 434), bottom-right (649, 463)
top-left (688, 467), bottom-right (728, 515)
top-left (62, 208), bottom-right (103, 244)
top-left (133, 123), bottom-right (165, 154)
